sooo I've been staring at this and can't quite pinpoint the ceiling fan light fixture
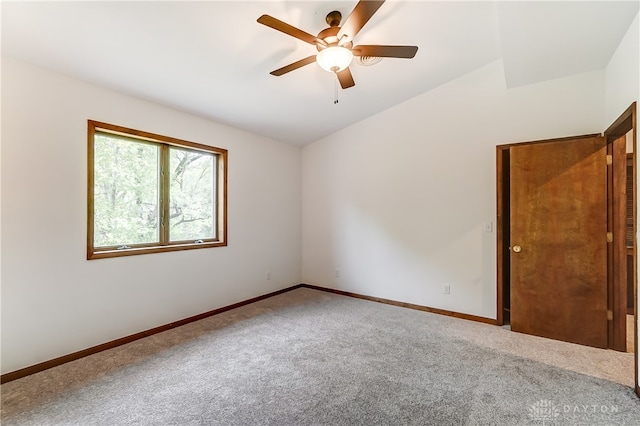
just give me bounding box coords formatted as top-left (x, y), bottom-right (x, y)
top-left (316, 46), bottom-right (353, 73)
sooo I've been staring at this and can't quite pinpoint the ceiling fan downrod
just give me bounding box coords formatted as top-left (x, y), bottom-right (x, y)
top-left (326, 10), bottom-right (342, 27)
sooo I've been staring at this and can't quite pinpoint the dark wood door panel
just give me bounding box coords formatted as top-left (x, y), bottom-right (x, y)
top-left (510, 136), bottom-right (608, 348)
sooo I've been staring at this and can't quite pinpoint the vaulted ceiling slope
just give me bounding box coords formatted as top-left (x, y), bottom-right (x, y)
top-left (2, 1), bottom-right (638, 145)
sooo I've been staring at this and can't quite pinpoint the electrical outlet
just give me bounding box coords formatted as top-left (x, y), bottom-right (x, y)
top-left (335, 270), bottom-right (340, 278)
top-left (484, 221), bottom-right (494, 233)
top-left (266, 271), bottom-right (271, 280)
top-left (443, 284), bottom-right (450, 295)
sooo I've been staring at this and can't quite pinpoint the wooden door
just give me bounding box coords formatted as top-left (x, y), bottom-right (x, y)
top-left (510, 135), bottom-right (608, 348)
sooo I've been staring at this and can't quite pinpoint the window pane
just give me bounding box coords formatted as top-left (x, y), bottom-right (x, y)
top-left (93, 134), bottom-right (159, 247)
top-left (169, 148), bottom-right (215, 242)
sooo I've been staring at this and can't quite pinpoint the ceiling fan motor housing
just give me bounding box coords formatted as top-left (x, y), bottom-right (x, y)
top-left (317, 25), bottom-right (353, 51)
top-left (357, 56), bottom-right (383, 66)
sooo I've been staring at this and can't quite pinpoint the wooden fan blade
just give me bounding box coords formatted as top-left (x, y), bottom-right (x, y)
top-left (337, 1), bottom-right (385, 42)
top-left (352, 45), bottom-right (418, 58)
top-left (270, 55), bottom-right (317, 76)
top-left (336, 67), bottom-right (355, 89)
top-left (257, 15), bottom-right (325, 46)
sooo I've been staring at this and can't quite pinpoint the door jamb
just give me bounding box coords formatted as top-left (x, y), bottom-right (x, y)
top-left (603, 102), bottom-right (637, 393)
top-left (605, 127), bottom-right (628, 352)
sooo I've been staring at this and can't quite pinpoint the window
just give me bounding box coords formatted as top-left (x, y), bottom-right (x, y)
top-left (88, 120), bottom-right (227, 259)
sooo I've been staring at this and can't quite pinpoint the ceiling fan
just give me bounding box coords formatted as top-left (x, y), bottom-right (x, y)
top-left (257, 0), bottom-right (418, 89)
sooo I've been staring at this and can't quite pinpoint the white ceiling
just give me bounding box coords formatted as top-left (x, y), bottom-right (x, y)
top-left (2, 1), bottom-right (638, 145)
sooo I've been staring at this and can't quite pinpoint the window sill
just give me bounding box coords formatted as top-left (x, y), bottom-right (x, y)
top-left (88, 241), bottom-right (227, 260)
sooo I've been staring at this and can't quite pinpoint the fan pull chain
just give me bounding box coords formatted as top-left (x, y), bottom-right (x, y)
top-left (334, 75), bottom-right (339, 104)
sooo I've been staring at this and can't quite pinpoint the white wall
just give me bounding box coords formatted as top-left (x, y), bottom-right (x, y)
top-left (605, 12), bottom-right (639, 126)
top-left (604, 10), bottom-right (640, 390)
top-left (1, 57), bottom-right (302, 374)
top-left (302, 60), bottom-right (605, 319)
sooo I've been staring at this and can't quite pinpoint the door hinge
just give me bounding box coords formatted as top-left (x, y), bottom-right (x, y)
top-left (606, 154), bottom-right (613, 165)
top-left (607, 310), bottom-right (613, 321)
top-left (607, 232), bottom-right (613, 242)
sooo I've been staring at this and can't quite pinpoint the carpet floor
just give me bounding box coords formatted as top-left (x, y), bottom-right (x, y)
top-left (1, 288), bottom-right (639, 425)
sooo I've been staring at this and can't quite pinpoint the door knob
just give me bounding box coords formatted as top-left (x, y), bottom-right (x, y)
top-left (512, 245), bottom-right (522, 253)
